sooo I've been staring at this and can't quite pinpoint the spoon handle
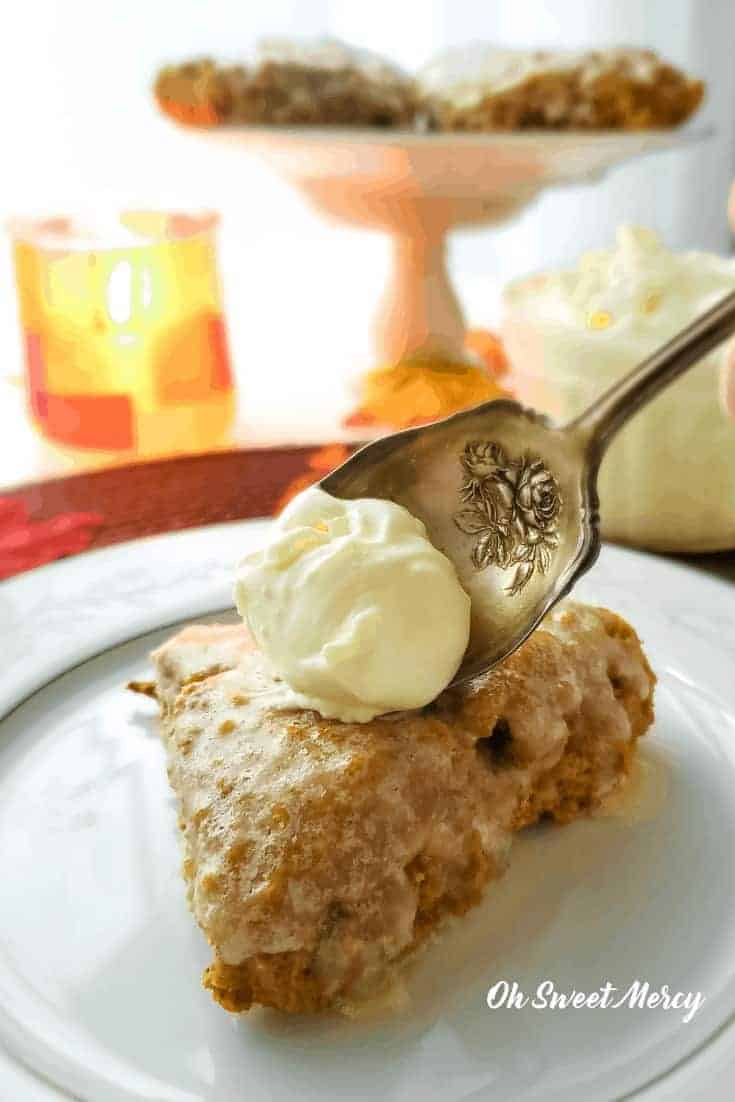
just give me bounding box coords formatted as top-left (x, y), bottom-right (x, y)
top-left (568, 287), bottom-right (735, 461)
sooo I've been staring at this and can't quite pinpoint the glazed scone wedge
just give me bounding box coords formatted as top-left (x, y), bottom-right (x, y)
top-left (417, 45), bottom-right (703, 131)
top-left (155, 39), bottom-right (415, 129)
top-left (148, 602), bottom-right (654, 1014)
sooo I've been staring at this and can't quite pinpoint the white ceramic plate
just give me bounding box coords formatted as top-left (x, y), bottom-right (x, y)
top-left (1, 522), bottom-right (735, 1102)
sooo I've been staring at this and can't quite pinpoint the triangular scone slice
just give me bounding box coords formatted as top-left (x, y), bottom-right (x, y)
top-left (417, 45), bottom-right (704, 131)
top-left (150, 602), bottom-right (654, 1014)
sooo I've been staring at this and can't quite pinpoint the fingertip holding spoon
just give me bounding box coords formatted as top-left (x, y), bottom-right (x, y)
top-left (321, 289), bottom-right (735, 686)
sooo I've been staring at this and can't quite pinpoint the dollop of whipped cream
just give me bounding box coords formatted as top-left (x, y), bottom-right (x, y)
top-left (234, 487), bottom-right (471, 723)
top-left (505, 225), bottom-right (735, 341)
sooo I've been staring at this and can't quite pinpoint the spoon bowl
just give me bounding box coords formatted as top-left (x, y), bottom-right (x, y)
top-left (322, 399), bottom-right (598, 684)
top-left (322, 288), bottom-right (735, 685)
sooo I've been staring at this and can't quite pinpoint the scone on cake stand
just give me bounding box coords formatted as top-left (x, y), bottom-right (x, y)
top-left (203, 125), bottom-right (704, 369)
top-left (157, 39), bottom-right (706, 426)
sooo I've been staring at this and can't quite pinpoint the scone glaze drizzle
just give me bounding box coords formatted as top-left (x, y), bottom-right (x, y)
top-left (234, 487), bottom-right (471, 722)
top-left (256, 36), bottom-right (410, 85)
top-left (417, 45), bottom-right (664, 110)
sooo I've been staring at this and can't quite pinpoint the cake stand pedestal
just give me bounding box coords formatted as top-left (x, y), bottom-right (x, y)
top-left (206, 127), bottom-right (705, 367)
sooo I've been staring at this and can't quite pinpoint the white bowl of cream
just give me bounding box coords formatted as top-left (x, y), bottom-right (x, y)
top-left (502, 226), bottom-right (735, 551)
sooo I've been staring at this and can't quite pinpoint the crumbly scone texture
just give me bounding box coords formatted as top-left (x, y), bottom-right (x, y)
top-left (418, 47), bottom-right (704, 131)
top-left (154, 55), bottom-right (415, 128)
top-left (150, 603), bottom-right (655, 1014)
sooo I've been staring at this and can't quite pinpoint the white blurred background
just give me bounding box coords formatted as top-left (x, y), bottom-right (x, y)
top-left (1, 0), bottom-right (733, 448)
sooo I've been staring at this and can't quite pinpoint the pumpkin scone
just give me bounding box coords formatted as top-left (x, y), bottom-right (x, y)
top-left (154, 38), bottom-right (415, 129)
top-left (417, 45), bottom-right (703, 131)
top-left (141, 601), bottom-right (655, 1015)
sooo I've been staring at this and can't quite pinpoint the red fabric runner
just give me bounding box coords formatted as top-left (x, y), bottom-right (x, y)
top-left (0, 444), bottom-right (353, 581)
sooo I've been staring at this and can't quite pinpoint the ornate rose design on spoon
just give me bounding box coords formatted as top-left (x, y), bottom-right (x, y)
top-left (454, 441), bottom-right (562, 594)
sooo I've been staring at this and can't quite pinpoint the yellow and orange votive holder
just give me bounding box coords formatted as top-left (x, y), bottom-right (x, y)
top-left (9, 211), bottom-right (235, 455)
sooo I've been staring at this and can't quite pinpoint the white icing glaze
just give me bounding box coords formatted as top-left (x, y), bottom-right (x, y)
top-left (256, 36), bottom-right (409, 85)
top-left (418, 44), bottom-right (663, 110)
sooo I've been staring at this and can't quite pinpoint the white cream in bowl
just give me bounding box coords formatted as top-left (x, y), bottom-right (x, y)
top-left (502, 226), bottom-right (735, 551)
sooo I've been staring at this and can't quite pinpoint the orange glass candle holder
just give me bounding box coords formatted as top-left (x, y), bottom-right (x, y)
top-left (9, 211), bottom-right (234, 454)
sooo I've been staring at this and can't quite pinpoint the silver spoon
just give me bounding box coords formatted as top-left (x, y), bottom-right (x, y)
top-left (321, 288), bottom-right (735, 686)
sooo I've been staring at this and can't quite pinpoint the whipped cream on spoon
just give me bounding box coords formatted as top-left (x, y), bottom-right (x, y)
top-left (235, 488), bottom-right (470, 722)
